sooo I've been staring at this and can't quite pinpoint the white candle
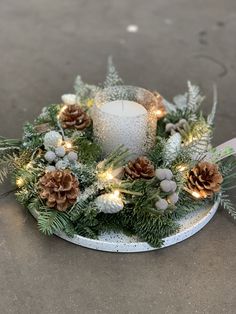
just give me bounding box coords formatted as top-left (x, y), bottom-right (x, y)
top-left (93, 100), bottom-right (148, 156)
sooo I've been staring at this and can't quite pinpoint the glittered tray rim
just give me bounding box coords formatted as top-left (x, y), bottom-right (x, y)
top-left (29, 200), bottom-right (219, 253)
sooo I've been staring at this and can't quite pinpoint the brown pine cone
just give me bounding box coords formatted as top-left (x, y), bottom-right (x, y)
top-left (187, 161), bottom-right (223, 198)
top-left (39, 170), bottom-right (80, 211)
top-left (60, 104), bottom-right (91, 130)
top-left (124, 156), bottom-right (155, 180)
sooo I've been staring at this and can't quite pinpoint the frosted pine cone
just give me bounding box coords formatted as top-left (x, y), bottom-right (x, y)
top-left (95, 193), bottom-right (124, 214)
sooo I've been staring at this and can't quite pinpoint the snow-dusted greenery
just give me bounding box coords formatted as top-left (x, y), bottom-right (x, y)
top-left (0, 60), bottom-right (235, 248)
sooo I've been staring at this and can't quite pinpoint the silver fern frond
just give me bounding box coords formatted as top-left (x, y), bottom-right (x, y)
top-left (163, 98), bottom-right (176, 113)
top-left (173, 93), bottom-right (188, 110)
top-left (163, 133), bottom-right (182, 165)
top-left (187, 81), bottom-right (204, 112)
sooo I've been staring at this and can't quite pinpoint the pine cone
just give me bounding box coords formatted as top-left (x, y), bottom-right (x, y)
top-left (39, 170), bottom-right (80, 211)
top-left (187, 161), bottom-right (223, 198)
top-left (124, 156), bottom-right (155, 180)
top-left (60, 104), bottom-right (91, 130)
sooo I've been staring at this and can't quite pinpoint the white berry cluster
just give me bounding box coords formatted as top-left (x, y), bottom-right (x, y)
top-left (155, 168), bottom-right (179, 212)
top-left (43, 131), bottom-right (78, 171)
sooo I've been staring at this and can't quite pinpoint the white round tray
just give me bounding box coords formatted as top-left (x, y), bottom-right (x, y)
top-left (30, 200), bottom-right (219, 253)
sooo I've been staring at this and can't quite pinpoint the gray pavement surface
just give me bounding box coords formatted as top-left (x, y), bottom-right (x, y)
top-left (0, 1), bottom-right (236, 313)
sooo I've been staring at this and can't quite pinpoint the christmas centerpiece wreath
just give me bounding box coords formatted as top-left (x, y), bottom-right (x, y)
top-left (1, 58), bottom-right (235, 252)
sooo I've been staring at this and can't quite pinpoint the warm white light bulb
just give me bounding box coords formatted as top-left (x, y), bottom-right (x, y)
top-left (57, 105), bottom-right (68, 119)
top-left (106, 172), bottom-right (113, 180)
top-left (16, 178), bottom-right (24, 187)
top-left (191, 191), bottom-right (201, 199)
top-left (176, 164), bottom-right (187, 172)
top-left (64, 141), bottom-right (72, 149)
top-left (113, 190), bottom-right (120, 198)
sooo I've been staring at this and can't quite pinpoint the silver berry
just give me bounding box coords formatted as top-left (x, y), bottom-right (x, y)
top-left (169, 180), bottom-right (177, 192)
top-left (160, 180), bottom-right (173, 193)
top-left (46, 165), bottom-right (56, 172)
top-left (67, 151), bottom-right (78, 162)
top-left (55, 160), bottom-right (68, 170)
top-left (44, 131), bottom-right (62, 150)
top-left (164, 169), bottom-right (173, 180)
top-left (155, 169), bottom-right (166, 181)
top-left (168, 193), bottom-right (179, 204)
top-left (155, 199), bottom-right (168, 211)
top-left (44, 151), bottom-right (56, 163)
top-left (55, 146), bottom-right (66, 157)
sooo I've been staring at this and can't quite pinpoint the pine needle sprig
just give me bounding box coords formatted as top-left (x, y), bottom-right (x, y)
top-left (0, 152), bottom-right (19, 183)
top-left (37, 211), bottom-right (72, 236)
top-left (102, 145), bottom-right (130, 170)
top-left (0, 137), bottom-right (22, 148)
top-left (219, 193), bottom-right (236, 219)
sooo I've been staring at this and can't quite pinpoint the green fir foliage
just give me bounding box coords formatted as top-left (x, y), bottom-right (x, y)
top-left (0, 66), bottom-right (234, 249)
top-left (37, 211), bottom-right (72, 236)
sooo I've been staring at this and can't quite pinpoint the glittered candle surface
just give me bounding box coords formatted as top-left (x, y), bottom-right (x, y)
top-left (92, 86), bottom-right (159, 157)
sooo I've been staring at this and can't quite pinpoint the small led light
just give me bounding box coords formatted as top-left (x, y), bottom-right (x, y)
top-left (106, 172), bottom-right (113, 180)
top-left (113, 190), bottom-right (120, 198)
top-left (64, 141), bottom-right (73, 150)
top-left (25, 162), bottom-right (32, 170)
top-left (154, 108), bottom-right (166, 119)
top-left (156, 110), bottom-right (162, 115)
top-left (57, 105), bottom-right (68, 119)
top-left (176, 164), bottom-right (187, 172)
top-left (98, 169), bottom-right (114, 182)
top-left (191, 191), bottom-right (201, 199)
top-left (16, 178), bottom-right (24, 187)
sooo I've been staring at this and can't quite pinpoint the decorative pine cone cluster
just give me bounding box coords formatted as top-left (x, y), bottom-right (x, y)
top-left (39, 170), bottom-right (80, 211)
top-left (124, 156), bottom-right (155, 180)
top-left (60, 105), bottom-right (91, 130)
top-left (187, 161), bottom-right (223, 198)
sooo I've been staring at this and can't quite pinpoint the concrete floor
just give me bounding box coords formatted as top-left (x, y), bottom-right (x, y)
top-left (0, 1), bottom-right (236, 313)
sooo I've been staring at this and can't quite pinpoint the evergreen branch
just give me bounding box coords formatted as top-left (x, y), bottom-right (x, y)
top-left (0, 137), bottom-right (22, 148)
top-left (0, 152), bottom-right (18, 183)
top-left (37, 211), bottom-right (72, 236)
top-left (219, 156), bottom-right (236, 177)
top-left (219, 193), bottom-right (236, 219)
top-left (102, 145), bottom-right (130, 169)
